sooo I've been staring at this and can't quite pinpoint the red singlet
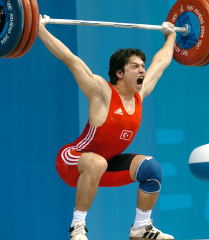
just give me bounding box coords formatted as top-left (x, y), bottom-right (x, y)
top-left (56, 83), bottom-right (142, 187)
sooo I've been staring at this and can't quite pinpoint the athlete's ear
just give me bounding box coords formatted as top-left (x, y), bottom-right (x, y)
top-left (116, 70), bottom-right (124, 79)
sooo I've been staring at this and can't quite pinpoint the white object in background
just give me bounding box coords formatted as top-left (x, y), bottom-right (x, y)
top-left (189, 144), bottom-right (209, 181)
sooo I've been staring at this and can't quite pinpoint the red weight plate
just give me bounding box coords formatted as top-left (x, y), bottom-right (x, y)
top-left (167, 0), bottom-right (209, 66)
top-left (196, 0), bottom-right (209, 66)
top-left (14, 0), bottom-right (39, 58)
top-left (196, 53), bottom-right (209, 66)
top-left (6, 0), bottom-right (32, 58)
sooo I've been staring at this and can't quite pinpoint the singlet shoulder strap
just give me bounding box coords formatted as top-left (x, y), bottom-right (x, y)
top-left (108, 82), bottom-right (120, 98)
top-left (107, 82), bottom-right (123, 109)
top-left (134, 93), bottom-right (142, 105)
top-left (108, 82), bottom-right (115, 91)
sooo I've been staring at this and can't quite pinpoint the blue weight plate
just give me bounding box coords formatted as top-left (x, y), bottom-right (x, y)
top-left (175, 12), bottom-right (200, 50)
top-left (0, 6), bottom-right (6, 33)
top-left (0, 0), bottom-right (24, 57)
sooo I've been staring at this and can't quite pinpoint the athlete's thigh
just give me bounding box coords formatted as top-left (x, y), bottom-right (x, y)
top-left (77, 151), bottom-right (107, 174)
top-left (56, 144), bottom-right (107, 187)
top-left (56, 144), bottom-right (81, 187)
top-left (99, 153), bottom-right (137, 187)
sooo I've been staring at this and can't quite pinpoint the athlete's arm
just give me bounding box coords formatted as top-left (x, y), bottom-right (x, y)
top-left (140, 22), bottom-right (176, 99)
top-left (38, 22), bottom-right (106, 99)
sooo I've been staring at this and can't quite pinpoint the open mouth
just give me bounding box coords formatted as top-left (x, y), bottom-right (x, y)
top-left (137, 77), bottom-right (144, 86)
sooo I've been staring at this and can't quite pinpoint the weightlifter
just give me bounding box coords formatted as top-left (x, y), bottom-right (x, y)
top-left (38, 16), bottom-right (176, 240)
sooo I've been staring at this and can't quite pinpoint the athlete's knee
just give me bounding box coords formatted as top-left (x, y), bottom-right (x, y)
top-left (135, 156), bottom-right (162, 193)
top-left (79, 152), bottom-right (107, 176)
top-left (92, 157), bottom-right (108, 175)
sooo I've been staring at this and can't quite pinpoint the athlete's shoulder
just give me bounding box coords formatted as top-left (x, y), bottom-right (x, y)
top-left (92, 74), bottom-right (108, 88)
top-left (87, 75), bottom-right (112, 105)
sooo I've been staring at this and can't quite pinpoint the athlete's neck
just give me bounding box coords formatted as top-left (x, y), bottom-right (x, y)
top-left (113, 82), bottom-right (135, 101)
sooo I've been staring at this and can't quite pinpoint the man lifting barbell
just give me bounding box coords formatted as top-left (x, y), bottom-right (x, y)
top-left (2, 0), bottom-right (208, 239)
top-left (38, 14), bottom-right (176, 240)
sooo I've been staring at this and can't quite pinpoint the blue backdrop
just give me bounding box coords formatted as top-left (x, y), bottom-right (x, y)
top-left (0, 0), bottom-right (208, 239)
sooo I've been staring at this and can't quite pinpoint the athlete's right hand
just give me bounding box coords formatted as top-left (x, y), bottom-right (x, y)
top-left (38, 15), bottom-right (49, 36)
top-left (39, 14), bottom-right (51, 26)
top-left (161, 21), bottom-right (176, 37)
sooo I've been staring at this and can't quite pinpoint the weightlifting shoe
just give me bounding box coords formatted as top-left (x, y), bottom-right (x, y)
top-left (69, 221), bottom-right (88, 240)
top-left (130, 221), bottom-right (174, 240)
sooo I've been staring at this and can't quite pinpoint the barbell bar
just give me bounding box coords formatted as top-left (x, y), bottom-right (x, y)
top-left (45, 18), bottom-right (188, 34)
top-left (0, 0), bottom-right (209, 66)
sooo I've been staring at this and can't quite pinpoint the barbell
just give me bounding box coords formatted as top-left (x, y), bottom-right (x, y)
top-left (0, 0), bottom-right (209, 66)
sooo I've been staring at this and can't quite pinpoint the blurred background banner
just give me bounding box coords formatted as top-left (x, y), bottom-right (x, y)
top-left (0, 0), bottom-right (209, 239)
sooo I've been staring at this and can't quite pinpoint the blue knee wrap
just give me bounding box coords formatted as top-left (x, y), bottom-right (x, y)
top-left (135, 157), bottom-right (162, 193)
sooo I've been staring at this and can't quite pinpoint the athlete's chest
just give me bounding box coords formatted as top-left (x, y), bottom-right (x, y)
top-left (94, 100), bottom-right (141, 143)
top-left (119, 97), bottom-right (136, 115)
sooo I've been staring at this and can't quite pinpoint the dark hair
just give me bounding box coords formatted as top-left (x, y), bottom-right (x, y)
top-left (108, 48), bottom-right (146, 85)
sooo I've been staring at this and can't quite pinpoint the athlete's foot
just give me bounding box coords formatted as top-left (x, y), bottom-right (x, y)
top-left (129, 221), bottom-right (174, 240)
top-left (69, 221), bottom-right (88, 240)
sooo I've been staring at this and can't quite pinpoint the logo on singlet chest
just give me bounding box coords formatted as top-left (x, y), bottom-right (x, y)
top-left (114, 108), bottom-right (124, 115)
top-left (120, 130), bottom-right (133, 141)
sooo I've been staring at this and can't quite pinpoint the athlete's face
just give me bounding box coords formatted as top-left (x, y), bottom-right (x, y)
top-left (122, 56), bottom-right (145, 92)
